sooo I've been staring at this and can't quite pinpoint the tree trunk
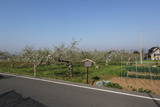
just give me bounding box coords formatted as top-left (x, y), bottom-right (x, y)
top-left (33, 64), bottom-right (37, 77)
top-left (70, 64), bottom-right (73, 78)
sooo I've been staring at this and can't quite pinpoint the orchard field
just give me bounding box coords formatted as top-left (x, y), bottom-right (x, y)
top-left (0, 41), bottom-right (160, 95)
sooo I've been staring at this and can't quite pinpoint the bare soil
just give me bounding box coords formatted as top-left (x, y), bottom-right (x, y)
top-left (110, 77), bottom-right (160, 95)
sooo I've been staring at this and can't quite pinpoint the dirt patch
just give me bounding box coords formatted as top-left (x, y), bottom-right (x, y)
top-left (110, 77), bottom-right (160, 95)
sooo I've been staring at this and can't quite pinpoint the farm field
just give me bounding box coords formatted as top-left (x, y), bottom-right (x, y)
top-left (0, 61), bottom-right (160, 95)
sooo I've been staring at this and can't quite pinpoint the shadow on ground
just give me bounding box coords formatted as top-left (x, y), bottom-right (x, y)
top-left (0, 75), bottom-right (13, 80)
top-left (0, 90), bottom-right (47, 107)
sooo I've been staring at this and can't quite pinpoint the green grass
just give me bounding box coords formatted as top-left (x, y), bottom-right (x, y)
top-left (0, 62), bottom-right (122, 83)
top-left (125, 66), bottom-right (160, 74)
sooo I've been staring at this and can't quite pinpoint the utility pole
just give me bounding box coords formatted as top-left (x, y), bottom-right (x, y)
top-left (139, 32), bottom-right (143, 64)
top-left (140, 48), bottom-right (143, 64)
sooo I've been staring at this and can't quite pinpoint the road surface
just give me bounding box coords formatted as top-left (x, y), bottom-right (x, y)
top-left (0, 73), bottom-right (160, 107)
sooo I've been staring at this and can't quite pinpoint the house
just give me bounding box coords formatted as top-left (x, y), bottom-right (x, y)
top-left (0, 56), bottom-right (8, 61)
top-left (148, 47), bottom-right (160, 60)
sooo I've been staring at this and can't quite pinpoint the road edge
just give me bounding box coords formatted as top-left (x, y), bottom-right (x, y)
top-left (0, 72), bottom-right (160, 101)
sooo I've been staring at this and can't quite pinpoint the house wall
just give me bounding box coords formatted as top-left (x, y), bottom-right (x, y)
top-left (151, 49), bottom-right (160, 60)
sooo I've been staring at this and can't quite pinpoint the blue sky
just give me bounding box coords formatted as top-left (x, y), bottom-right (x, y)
top-left (0, 0), bottom-right (160, 52)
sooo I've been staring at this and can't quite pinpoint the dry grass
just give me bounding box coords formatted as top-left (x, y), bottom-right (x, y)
top-left (110, 77), bottom-right (160, 95)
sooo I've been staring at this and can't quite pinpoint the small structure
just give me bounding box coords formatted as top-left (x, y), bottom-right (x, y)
top-left (82, 59), bottom-right (95, 67)
top-left (148, 47), bottom-right (160, 60)
top-left (82, 59), bottom-right (95, 84)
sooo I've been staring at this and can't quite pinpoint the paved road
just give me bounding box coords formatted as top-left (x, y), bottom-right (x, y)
top-left (0, 74), bottom-right (160, 107)
top-left (0, 91), bottom-right (46, 107)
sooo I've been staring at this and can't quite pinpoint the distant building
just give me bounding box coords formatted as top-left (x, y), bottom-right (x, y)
top-left (0, 56), bottom-right (8, 61)
top-left (148, 47), bottom-right (160, 60)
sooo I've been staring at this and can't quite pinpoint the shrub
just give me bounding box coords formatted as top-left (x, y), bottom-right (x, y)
top-left (92, 76), bottom-right (100, 80)
top-left (138, 88), bottom-right (152, 93)
top-left (91, 76), bottom-right (100, 85)
top-left (132, 88), bottom-right (137, 91)
top-left (127, 85), bottom-right (133, 88)
top-left (104, 82), bottom-right (123, 89)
